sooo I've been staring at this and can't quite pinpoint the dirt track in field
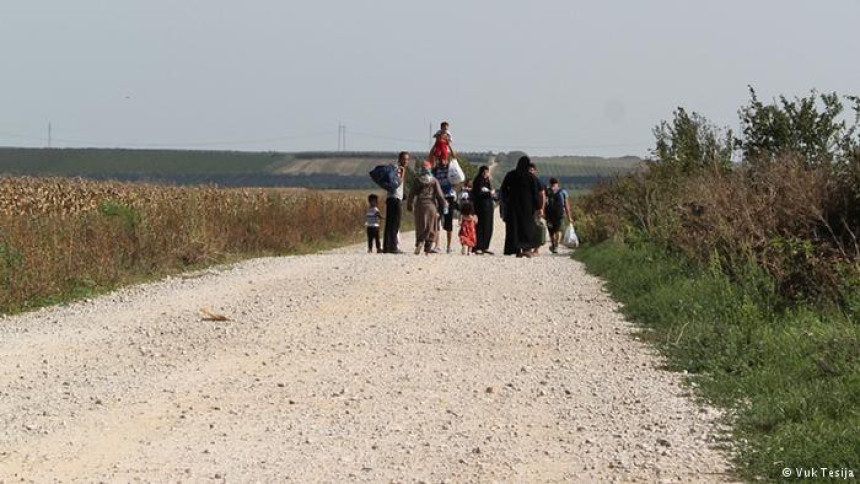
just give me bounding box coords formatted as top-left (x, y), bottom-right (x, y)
top-left (0, 215), bottom-right (732, 482)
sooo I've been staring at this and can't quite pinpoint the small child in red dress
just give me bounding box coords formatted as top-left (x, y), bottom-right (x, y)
top-left (432, 121), bottom-right (455, 163)
top-left (458, 201), bottom-right (477, 255)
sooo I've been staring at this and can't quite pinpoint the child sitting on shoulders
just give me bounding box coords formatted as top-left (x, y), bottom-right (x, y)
top-left (432, 121), bottom-right (455, 163)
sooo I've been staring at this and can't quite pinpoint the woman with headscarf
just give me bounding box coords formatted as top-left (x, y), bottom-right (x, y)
top-left (470, 165), bottom-right (495, 254)
top-left (500, 156), bottom-right (541, 257)
top-left (407, 160), bottom-right (449, 255)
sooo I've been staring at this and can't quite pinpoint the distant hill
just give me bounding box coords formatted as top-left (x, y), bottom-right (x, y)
top-left (0, 147), bottom-right (637, 189)
top-left (492, 152), bottom-right (642, 189)
top-left (0, 148), bottom-right (407, 189)
top-left (0, 147), bottom-right (285, 175)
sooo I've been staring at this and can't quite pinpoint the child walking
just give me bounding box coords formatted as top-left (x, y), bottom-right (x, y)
top-left (366, 194), bottom-right (384, 253)
top-left (458, 201), bottom-right (477, 255)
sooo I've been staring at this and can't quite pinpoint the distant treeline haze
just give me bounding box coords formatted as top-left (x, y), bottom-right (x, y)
top-left (0, 148), bottom-right (640, 190)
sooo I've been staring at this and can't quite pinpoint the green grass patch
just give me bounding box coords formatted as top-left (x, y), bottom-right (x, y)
top-left (574, 241), bottom-right (860, 482)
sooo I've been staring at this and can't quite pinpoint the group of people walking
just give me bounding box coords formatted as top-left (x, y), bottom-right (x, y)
top-left (366, 121), bottom-right (573, 257)
top-left (499, 156), bottom-right (573, 257)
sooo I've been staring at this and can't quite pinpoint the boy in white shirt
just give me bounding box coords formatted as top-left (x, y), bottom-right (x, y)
top-left (366, 194), bottom-right (384, 253)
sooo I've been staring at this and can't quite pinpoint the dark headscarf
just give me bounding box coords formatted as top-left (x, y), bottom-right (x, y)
top-left (500, 155), bottom-right (540, 254)
top-left (516, 156), bottom-right (531, 173)
top-left (472, 165), bottom-right (491, 190)
top-left (471, 165), bottom-right (492, 201)
top-left (501, 155), bottom-right (536, 205)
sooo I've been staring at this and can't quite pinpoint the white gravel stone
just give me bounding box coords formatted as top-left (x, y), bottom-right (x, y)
top-left (0, 214), bottom-right (733, 482)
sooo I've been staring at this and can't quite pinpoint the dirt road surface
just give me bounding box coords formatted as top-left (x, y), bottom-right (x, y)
top-left (0, 215), bottom-right (732, 482)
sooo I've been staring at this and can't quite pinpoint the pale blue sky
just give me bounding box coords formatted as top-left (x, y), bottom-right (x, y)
top-left (1, 1), bottom-right (858, 156)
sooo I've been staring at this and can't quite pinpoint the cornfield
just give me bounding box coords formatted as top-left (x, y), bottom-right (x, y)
top-left (0, 176), bottom-right (369, 313)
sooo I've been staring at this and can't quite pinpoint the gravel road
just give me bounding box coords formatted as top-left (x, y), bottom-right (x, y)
top-left (0, 215), bottom-right (733, 483)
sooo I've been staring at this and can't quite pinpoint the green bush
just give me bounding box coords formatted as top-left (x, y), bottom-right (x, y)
top-left (573, 87), bottom-right (860, 482)
top-left (575, 241), bottom-right (860, 481)
top-left (577, 88), bottom-right (860, 305)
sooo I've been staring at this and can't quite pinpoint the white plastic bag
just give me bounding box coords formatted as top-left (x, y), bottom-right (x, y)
top-left (448, 158), bottom-right (465, 184)
top-left (562, 224), bottom-right (579, 248)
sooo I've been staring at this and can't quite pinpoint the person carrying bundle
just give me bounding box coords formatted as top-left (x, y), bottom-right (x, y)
top-left (369, 151), bottom-right (409, 254)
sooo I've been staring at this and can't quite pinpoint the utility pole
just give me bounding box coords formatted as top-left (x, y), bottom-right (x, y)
top-left (337, 123), bottom-right (347, 152)
top-left (48, 122), bottom-right (52, 148)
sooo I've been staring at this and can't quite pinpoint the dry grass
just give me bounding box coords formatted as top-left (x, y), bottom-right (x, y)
top-left (0, 177), bottom-right (368, 313)
top-left (576, 157), bottom-right (860, 303)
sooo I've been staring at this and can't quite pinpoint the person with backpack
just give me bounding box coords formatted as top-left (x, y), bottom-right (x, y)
top-left (432, 156), bottom-right (458, 253)
top-left (545, 177), bottom-right (573, 254)
top-left (382, 151), bottom-right (410, 254)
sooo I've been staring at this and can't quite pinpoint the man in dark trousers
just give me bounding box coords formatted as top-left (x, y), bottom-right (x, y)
top-left (383, 151), bottom-right (409, 253)
top-left (529, 162), bottom-right (547, 255)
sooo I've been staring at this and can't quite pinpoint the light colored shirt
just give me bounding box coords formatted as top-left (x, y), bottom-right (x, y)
top-left (365, 207), bottom-right (381, 227)
top-left (434, 129), bottom-right (453, 144)
top-left (388, 164), bottom-right (404, 199)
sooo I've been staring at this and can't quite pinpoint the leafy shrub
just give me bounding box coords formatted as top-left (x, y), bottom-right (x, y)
top-left (577, 88), bottom-right (860, 306)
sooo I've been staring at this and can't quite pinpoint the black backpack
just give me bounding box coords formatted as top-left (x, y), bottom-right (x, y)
top-left (546, 188), bottom-right (564, 214)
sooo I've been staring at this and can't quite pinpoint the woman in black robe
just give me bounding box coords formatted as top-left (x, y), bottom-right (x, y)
top-left (500, 156), bottom-right (541, 257)
top-left (470, 165), bottom-right (495, 254)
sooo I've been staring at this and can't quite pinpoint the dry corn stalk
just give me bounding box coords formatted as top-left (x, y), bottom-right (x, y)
top-left (200, 308), bottom-right (230, 321)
